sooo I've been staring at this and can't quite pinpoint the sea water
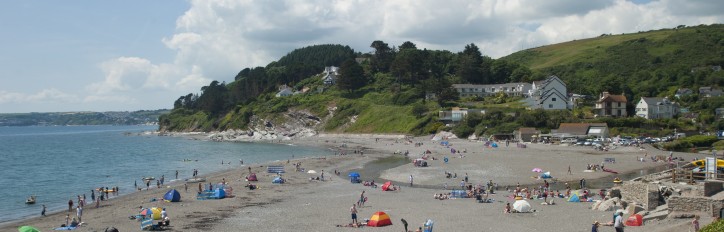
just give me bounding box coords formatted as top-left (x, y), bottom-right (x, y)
top-left (0, 125), bottom-right (330, 223)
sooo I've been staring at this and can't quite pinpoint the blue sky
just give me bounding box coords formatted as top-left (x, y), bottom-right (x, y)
top-left (0, 0), bottom-right (721, 113)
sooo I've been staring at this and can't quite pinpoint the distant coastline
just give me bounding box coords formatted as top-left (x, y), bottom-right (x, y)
top-left (0, 109), bottom-right (168, 126)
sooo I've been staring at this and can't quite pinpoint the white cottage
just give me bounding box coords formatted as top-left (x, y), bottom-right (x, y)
top-left (635, 97), bottom-right (679, 119)
top-left (529, 75), bottom-right (569, 110)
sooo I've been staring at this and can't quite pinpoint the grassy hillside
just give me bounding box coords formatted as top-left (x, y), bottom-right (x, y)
top-left (504, 25), bottom-right (723, 71)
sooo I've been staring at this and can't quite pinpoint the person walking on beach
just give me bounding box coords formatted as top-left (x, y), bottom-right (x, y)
top-left (580, 178), bottom-right (586, 189)
top-left (76, 206), bottom-right (82, 222)
top-left (358, 191), bottom-right (366, 207)
top-left (95, 196), bottom-right (100, 208)
top-left (350, 204), bottom-right (358, 225)
top-left (691, 215), bottom-right (700, 231)
top-left (568, 165), bottom-right (572, 175)
top-left (160, 175), bottom-right (165, 185)
top-left (614, 212), bottom-right (625, 232)
top-left (146, 180), bottom-right (150, 190)
top-left (401, 218), bottom-right (408, 232)
top-left (91, 190), bottom-right (95, 201)
top-left (41, 204), bottom-right (46, 216)
top-left (175, 170), bottom-right (179, 180)
top-left (321, 170), bottom-right (325, 181)
top-left (184, 183), bottom-right (188, 192)
top-left (68, 199), bottom-right (73, 212)
top-left (409, 175), bottom-right (413, 187)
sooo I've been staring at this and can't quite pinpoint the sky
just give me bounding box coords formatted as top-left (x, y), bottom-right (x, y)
top-left (0, 0), bottom-right (722, 113)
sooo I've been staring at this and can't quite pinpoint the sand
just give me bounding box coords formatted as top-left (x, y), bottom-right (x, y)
top-left (0, 135), bottom-right (714, 232)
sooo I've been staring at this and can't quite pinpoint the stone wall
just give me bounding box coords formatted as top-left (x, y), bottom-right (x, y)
top-left (618, 182), bottom-right (660, 210)
top-left (668, 196), bottom-right (724, 216)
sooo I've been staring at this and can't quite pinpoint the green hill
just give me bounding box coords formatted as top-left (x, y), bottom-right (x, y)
top-left (501, 24), bottom-right (724, 97)
top-left (160, 25), bottom-right (724, 137)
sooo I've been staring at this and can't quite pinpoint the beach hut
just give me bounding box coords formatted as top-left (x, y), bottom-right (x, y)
top-left (163, 189), bottom-right (181, 202)
top-left (513, 200), bottom-right (531, 213)
top-left (348, 172), bottom-right (361, 183)
top-left (367, 211), bottom-right (392, 227)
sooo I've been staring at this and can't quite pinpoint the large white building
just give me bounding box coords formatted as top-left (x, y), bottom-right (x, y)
top-left (452, 83), bottom-right (532, 98)
top-left (528, 75), bottom-right (569, 110)
top-left (635, 97), bottom-right (679, 119)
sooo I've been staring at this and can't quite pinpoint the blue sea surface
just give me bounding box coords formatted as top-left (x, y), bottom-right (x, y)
top-left (0, 125), bottom-right (330, 223)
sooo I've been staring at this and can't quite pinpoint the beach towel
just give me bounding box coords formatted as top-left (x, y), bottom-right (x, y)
top-left (53, 226), bottom-right (77, 230)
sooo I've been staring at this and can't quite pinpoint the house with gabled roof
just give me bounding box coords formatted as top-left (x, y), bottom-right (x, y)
top-left (552, 123), bottom-right (609, 139)
top-left (321, 66), bottom-right (339, 85)
top-left (275, 84), bottom-right (293, 97)
top-left (528, 75), bottom-right (569, 110)
top-left (594, 92), bottom-right (627, 117)
top-left (635, 97), bottom-right (679, 119)
top-left (675, 88), bottom-right (693, 98)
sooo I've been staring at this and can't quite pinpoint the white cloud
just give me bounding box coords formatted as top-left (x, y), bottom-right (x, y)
top-left (77, 0), bottom-right (723, 110)
top-left (0, 88), bottom-right (80, 104)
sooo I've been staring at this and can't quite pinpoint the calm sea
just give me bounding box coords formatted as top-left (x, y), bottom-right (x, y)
top-left (0, 125), bottom-right (330, 223)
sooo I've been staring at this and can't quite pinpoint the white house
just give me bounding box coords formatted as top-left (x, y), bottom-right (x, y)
top-left (452, 82), bottom-right (532, 98)
top-left (276, 85), bottom-right (293, 97)
top-left (635, 97), bottom-right (679, 119)
top-left (528, 75), bottom-right (569, 110)
top-left (322, 66), bottom-right (339, 85)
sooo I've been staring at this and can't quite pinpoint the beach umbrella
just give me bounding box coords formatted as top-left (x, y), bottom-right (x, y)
top-left (140, 208), bottom-right (153, 217)
top-left (307, 170), bottom-right (317, 174)
top-left (381, 181), bottom-right (392, 191)
top-left (512, 200), bottom-right (531, 213)
top-left (348, 172), bottom-right (360, 178)
top-left (368, 211), bottom-right (392, 227)
top-left (531, 168), bottom-right (543, 173)
top-left (18, 226), bottom-right (39, 232)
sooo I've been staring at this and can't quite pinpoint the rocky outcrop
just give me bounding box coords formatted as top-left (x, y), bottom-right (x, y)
top-left (208, 109), bottom-right (321, 142)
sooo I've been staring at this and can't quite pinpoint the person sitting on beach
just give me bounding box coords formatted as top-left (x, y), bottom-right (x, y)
top-left (70, 217), bottom-right (79, 227)
top-left (504, 203), bottom-right (511, 213)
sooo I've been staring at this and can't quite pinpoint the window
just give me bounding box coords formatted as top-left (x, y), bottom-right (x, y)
top-left (549, 104), bottom-right (553, 108)
top-left (618, 102), bottom-right (622, 107)
top-left (552, 97), bottom-right (557, 101)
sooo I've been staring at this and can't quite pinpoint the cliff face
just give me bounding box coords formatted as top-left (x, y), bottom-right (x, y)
top-left (207, 109), bottom-right (327, 142)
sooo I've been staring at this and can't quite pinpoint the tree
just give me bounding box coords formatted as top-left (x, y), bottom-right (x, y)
top-left (411, 103), bottom-right (426, 117)
top-left (391, 47), bottom-right (426, 85)
top-left (337, 59), bottom-right (366, 92)
top-left (456, 43), bottom-right (484, 83)
top-left (399, 41), bottom-right (417, 50)
top-left (370, 40), bottom-right (394, 73)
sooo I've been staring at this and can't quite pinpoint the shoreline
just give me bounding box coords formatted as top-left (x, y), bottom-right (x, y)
top-left (2, 134), bottom-right (714, 231)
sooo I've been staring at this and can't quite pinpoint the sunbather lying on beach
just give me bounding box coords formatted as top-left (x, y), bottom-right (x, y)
top-left (336, 223), bottom-right (363, 227)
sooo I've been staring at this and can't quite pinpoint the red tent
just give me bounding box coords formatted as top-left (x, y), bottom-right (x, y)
top-left (246, 173), bottom-right (258, 181)
top-left (381, 181), bottom-right (392, 191)
top-left (367, 211), bottom-right (392, 227)
top-left (625, 214), bottom-right (643, 226)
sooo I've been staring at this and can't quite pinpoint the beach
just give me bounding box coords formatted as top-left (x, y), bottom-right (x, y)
top-left (1, 134), bottom-right (714, 232)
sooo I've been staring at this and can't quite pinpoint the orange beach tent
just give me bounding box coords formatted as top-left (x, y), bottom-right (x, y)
top-left (368, 211), bottom-right (392, 227)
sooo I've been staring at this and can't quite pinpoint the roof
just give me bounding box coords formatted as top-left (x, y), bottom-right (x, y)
top-left (517, 127), bottom-right (540, 134)
top-left (598, 94), bottom-right (627, 103)
top-left (639, 97), bottom-right (672, 105)
top-left (555, 123), bottom-right (607, 136)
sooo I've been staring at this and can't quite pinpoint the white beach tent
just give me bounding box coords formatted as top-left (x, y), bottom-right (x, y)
top-left (513, 200), bottom-right (532, 213)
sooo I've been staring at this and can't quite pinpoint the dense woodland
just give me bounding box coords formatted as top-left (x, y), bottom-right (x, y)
top-left (160, 24), bottom-right (724, 143)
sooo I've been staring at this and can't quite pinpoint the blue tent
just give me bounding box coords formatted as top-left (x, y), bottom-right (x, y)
top-left (272, 176), bottom-right (285, 184)
top-left (212, 188), bottom-right (226, 199)
top-left (540, 172), bottom-right (552, 179)
top-left (163, 189), bottom-right (181, 202)
top-left (348, 172), bottom-right (361, 183)
top-left (491, 143), bottom-right (498, 148)
top-left (568, 194), bottom-right (580, 202)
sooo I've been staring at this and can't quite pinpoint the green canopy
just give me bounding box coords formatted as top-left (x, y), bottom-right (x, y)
top-left (18, 226), bottom-right (40, 232)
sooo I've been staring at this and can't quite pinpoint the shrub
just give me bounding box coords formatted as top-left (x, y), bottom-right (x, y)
top-left (701, 219), bottom-right (724, 232)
